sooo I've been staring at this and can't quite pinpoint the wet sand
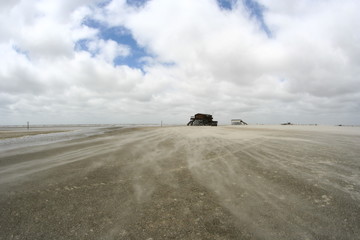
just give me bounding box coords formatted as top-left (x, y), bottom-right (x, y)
top-left (0, 125), bottom-right (360, 239)
top-left (0, 131), bottom-right (68, 140)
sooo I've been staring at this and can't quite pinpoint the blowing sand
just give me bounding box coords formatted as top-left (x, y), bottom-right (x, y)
top-left (0, 125), bottom-right (360, 239)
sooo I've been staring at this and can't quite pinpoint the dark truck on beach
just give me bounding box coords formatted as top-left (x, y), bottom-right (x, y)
top-left (187, 113), bottom-right (218, 126)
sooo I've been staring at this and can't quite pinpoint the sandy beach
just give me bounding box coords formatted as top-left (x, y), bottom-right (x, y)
top-left (1, 125), bottom-right (360, 239)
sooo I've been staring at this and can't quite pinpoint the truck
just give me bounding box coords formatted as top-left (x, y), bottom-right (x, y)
top-left (187, 113), bottom-right (218, 126)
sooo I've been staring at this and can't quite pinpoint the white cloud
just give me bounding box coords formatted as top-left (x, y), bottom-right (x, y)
top-left (87, 39), bottom-right (130, 63)
top-left (259, 0), bottom-right (360, 97)
top-left (0, 0), bottom-right (360, 125)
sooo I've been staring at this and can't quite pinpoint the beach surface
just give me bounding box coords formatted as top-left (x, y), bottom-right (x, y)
top-left (1, 125), bottom-right (360, 239)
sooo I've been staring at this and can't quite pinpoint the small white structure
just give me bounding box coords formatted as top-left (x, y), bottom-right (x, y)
top-left (231, 119), bottom-right (248, 125)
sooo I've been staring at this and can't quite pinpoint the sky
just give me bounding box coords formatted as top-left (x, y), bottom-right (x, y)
top-left (0, 0), bottom-right (360, 125)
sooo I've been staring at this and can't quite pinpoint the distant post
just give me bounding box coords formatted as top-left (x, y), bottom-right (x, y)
top-left (27, 121), bottom-right (29, 130)
top-left (161, 121), bottom-right (163, 127)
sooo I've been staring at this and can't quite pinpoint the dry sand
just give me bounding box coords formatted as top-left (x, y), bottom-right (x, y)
top-left (0, 125), bottom-right (360, 239)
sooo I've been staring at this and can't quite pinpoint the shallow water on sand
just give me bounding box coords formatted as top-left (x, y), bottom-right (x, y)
top-left (0, 125), bottom-right (134, 152)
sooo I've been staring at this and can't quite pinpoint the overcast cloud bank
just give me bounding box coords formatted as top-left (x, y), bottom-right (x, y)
top-left (0, 0), bottom-right (359, 125)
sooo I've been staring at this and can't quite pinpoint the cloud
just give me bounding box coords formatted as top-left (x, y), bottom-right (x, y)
top-left (87, 39), bottom-right (130, 63)
top-left (0, 0), bottom-right (360, 125)
top-left (258, 0), bottom-right (360, 97)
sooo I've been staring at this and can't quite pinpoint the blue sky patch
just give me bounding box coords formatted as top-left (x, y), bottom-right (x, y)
top-left (243, 0), bottom-right (272, 37)
top-left (126, 0), bottom-right (149, 8)
top-left (217, 0), bottom-right (234, 10)
top-left (217, 0), bottom-right (272, 37)
top-left (75, 39), bottom-right (90, 52)
top-left (78, 18), bottom-right (151, 69)
top-left (12, 45), bottom-right (30, 59)
top-left (96, 0), bottom-right (112, 8)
